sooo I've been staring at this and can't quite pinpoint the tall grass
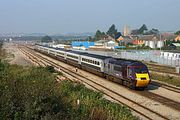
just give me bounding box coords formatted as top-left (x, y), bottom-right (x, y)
top-left (0, 62), bottom-right (138, 120)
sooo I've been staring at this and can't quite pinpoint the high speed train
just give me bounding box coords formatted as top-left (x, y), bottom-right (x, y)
top-left (35, 44), bottom-right (151, 89)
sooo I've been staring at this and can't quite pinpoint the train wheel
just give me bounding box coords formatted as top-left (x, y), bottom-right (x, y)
top-left (130, 81), bottom-right (136, 90)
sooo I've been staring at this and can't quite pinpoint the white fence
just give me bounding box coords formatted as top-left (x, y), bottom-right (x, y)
top-left (113, 51), bottom-right (180, 67)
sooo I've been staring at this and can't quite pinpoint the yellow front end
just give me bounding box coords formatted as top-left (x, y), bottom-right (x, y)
top-left (135, 73), bottom-right (150, 87)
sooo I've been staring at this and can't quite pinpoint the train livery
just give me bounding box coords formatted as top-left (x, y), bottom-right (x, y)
top-left (35, 45), bottom-right (151, 89)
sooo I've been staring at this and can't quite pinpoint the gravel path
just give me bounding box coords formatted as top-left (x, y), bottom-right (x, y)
top-left (3, 42), bottom-right (33, 66)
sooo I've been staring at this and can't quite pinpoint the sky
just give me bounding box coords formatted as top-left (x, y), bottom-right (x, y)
top-left (0, 0), bottom-right (180, 34)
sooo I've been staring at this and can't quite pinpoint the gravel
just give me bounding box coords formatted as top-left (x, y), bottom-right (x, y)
top-left (3, 42), bottom-right (33, 66)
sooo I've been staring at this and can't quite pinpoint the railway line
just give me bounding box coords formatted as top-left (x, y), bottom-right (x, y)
top-left (146, 63), bottom-right (180, 77)
top-left (25, 44), bottom-right (180, 94)
top-left (150, 80), bottom-right (180, 94)
top-left (19, 45), bottom-right (180, 120)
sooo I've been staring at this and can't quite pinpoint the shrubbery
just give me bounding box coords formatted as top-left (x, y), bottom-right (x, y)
top-left (0, 62), bottom-right (137, 120)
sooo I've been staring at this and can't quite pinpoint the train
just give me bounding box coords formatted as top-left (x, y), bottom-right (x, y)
top-left (34, 44), bottom-right (151, 89)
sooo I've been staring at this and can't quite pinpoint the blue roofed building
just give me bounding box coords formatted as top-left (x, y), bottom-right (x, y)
top-left (72, 41), bottom-right (94, 50)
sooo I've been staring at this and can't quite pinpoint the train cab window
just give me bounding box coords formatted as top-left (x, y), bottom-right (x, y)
top-left (132, 66), bottom-right (148, 73)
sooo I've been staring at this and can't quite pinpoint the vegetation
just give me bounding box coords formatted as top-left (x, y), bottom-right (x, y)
top-left (0, 41), bottom-right (6, 60)
top-left (0, 61), bottom-right (137, 120)
top-left (175, 30), bottom-right (180, 35)
top-left (94, 24), bottom-right (120, 41)
top-left (94, 30), bottom-right (106, 40)
top-left (41, 35), bottom-right (53, 43)
top-left (106, 24), bottom-right (118, 37)
top-left (144, 28), bottom-right (159, 35)
top-left (151, 72), bottom-right (180, 87)
top-left (138, 24), bottom-right (148, 34)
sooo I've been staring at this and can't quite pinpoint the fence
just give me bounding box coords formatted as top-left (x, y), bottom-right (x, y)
top-left (112, 50), bottom-right (180, 67)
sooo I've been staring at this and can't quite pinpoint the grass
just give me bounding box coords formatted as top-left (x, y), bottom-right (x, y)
top-left (151, 72), bottom-right (180, 87)
top-left (0, 62), bottom-right (138, 120)
top-left (57, 80), bottom-right (139, 120)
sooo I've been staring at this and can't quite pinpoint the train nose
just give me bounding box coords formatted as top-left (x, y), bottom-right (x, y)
top-left (135, 73), bottom-right (150, 87)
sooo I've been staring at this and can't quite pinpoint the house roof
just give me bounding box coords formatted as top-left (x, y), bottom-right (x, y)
top-left (175, 36), bottom-right (180, 41)
top-left (95, 39), bottom-right (115, 43)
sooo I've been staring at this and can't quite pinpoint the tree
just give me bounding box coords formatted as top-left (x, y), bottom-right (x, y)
top-left (41, 36), bottom-right (53, 43)
top-left (138, 24), bottom-right (148, 34)
top-left (144, 28), bottom-right (159, 35)
top-left (106, 24), bottom-right (117, 37)
top-left (175, 30), bottom-right (180, 35)
top-left (95, 30), bottom-right (103, 40)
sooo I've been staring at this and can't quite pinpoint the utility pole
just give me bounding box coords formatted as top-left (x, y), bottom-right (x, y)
top-left (160, 33), bottom-right (162, 51)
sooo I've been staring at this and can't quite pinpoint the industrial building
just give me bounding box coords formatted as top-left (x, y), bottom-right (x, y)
top-left (71, 41), bottom-right (94, 50)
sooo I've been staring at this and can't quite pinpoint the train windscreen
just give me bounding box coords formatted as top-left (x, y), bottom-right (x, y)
top-left (131, 66), bottom-right (148, 73)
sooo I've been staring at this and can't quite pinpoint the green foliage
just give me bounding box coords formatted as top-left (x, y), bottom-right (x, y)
top-left (41, 35), bottom-right (53, 43)
top-left (175, 30), bottom-right (180, 35)
top-left (45, 65), bottom-right (55, 73)
top-left (107, 24), bottom-right (117, 37)
top-left (144, 28), bottom-right (159, 35)
top-left (95, 30), bottom-right (102, 40)
top-left (0, 62), bottom-right (137, 120)
top-left (138, 24), bottom-right (148, 34)
top-left (0, 41), bottom-right (6, 59)
top-left (94, 30), bottom-right (106, 40)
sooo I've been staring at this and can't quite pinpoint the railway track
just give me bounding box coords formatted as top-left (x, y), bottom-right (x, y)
top-left (19, 46), bottom-right (178, 120)
top-left (146, 63), bottom-right (180, 77)
top-left (135, 90), bottom-right (180, 111)
top-left (23, 45), bottom-right (180, 97)
top-left (19, 48), bottom-right (65, 82)
top-left (150, 80), bottom-right (180, 94)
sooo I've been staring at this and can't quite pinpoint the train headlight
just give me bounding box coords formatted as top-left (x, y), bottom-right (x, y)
top-left (136, 78), bottom-right (141, 80)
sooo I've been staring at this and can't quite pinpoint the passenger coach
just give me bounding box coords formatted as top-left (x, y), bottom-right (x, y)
top-left (35, 44), bottom-right (151, 89)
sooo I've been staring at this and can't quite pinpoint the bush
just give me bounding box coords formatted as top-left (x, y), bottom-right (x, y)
top-left (0, 62), bottom-right (137, 120)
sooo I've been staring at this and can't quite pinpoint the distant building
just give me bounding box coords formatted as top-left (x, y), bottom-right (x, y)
top-left (116, 36), bottom-right (133, 45)
top-left (94, 40), bottom-right (115, 49)
top-left (52, 44), bottom-right (69, 49)
top-left (123, 25), bottom-right (130, 36)
top-left (71, 41), bottom-right (94, 50)
top-left (131, 29), bottom-right (139, 35)
top-left (132, 40), bottom-right (144, 45)
top-left (175, 35), bottom-right (180, 41)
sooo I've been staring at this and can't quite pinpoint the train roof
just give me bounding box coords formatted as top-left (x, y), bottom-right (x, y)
top-left (109, 58), bottom-right (142, 66)
top-left (67, 50), bottom-right (88, 55)
top-left (82, 53), bottom-right (111, 60)
top-left (37, 44), bottom-right (67, 51)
